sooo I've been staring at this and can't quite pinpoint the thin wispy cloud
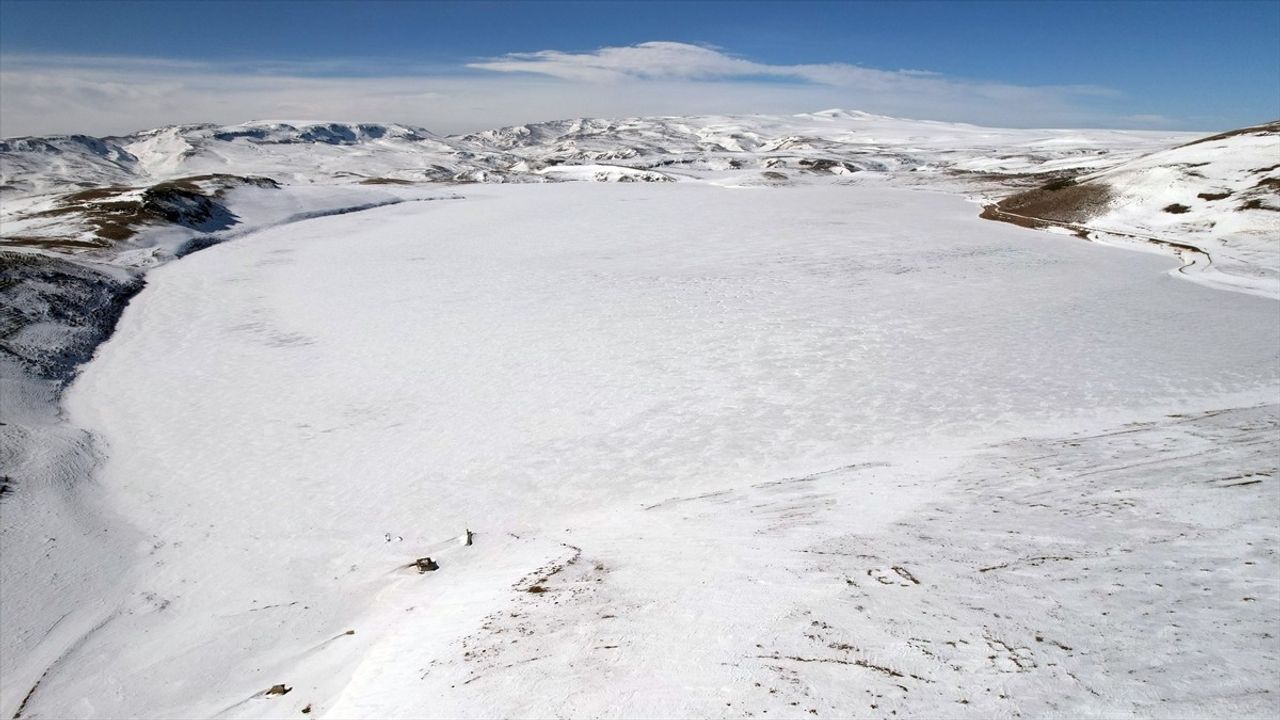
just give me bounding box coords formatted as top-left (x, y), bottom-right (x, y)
top-left (470, 41), bottom-right (783, 82)
top-left (469, 41), bottom-right (1116, 99)
top-left (0, 42), bottom-right (1183, 138)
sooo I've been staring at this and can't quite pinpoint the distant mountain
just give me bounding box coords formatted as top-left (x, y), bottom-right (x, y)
top-left (0, 134), bottom-right (143, 192)
top-left (0, 121), bottom-right (512, 196)
top-left (449, 111), bottom-right (1184, 177)
top-left (2, 113), bottom-right (1189, 198)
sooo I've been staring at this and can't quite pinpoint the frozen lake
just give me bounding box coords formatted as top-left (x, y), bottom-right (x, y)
top-left (26, 184), bottom-right (1280, 717)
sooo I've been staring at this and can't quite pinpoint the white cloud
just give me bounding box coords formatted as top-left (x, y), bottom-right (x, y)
top-left (468, 41), bottom-right (773, 82)
top-left (468, 41), bottom-right (1119, 101)
top-left (0, 43), bottom-right (1168, 138)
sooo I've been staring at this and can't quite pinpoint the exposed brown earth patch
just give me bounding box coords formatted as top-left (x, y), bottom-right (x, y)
top-left (990, 176), bottom-right (1115, 224)
top-left (979, 174), bottom-right (1214, 271)
top-left (62, 186), bottom-right (133, 203)
top-left (944, 168), bottom-right (1079, 190)
top-left (979, 204), bottom-right (1091, 239)
top-left (1238, 199), bottom-right (1280, 212)
top-left (1, 235), bottom-right (111, 250)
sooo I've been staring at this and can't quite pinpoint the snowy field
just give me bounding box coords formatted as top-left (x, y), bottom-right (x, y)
top-left (3, 182), bottom-right (1273, 718)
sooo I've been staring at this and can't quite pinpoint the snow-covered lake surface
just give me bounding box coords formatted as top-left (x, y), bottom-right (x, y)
top-left (9, 183), bottom-right (1279, 718)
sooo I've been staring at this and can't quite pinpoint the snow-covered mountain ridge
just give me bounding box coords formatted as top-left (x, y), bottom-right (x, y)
top-left (2, 112), bottom-right (1191, 196)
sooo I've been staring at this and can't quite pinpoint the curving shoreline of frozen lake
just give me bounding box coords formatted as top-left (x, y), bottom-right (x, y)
top-left (7, 183), bottom-right (1278, 718)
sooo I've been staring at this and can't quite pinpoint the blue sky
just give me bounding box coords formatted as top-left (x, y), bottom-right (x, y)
top-left (1, 0), bottom-right (1277, 136)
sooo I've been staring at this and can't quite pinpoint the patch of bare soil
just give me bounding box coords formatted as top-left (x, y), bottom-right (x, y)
top-left (1, 235), bottom-right (111, 250)
top-left (61, 186), bottom-right (132, 203)
top-left (945, 168), bottom-right (1079, 190)
top-left (1238, 199), bottom-right (1280, 212)
top-left (978, 204), bottom-right (1091, 240)
top-left (993, 177), bottom-right (1116, 224)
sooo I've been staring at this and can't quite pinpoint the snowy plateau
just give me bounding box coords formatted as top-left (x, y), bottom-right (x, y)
top-left (1, 111), bottom-right (1278, 719)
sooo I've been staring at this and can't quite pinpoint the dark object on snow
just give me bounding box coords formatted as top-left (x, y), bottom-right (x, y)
top-left (463, 529), bottom-right (474, 546)
top-left (413, 557), bottom-right (439, 573)
top-left (301, 703), bottom-right (312, 714)
top-left (265, 684), bottom-right (292, 696)
top-left (527, 585), bottom-right (546, 594)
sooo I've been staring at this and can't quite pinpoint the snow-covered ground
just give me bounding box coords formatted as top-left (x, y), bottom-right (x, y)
top-left (3, 183), bottom-right (1275, 718)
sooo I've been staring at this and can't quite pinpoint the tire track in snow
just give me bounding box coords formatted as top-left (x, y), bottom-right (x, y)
top-left (11, 611), bottom-right (120, 719)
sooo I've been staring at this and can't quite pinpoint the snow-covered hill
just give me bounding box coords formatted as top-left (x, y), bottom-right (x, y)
top-left (983, 121), bottom-right (1280, 297)
top-left (0, 134), bottom-right (143, 193)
